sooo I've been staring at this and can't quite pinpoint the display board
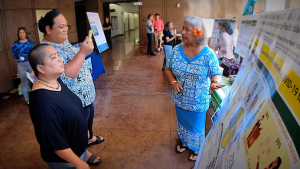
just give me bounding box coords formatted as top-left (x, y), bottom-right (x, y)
top-left (201, 18), bottom-right (215, 38)
top-left (196, 7), bottom-right (300, 169)
top-left (86, 12), bottom-right (109, 53)
top-left (235, 15), bottom-right (260, 58)
top-left (210, 18), bottom-right (237, 48)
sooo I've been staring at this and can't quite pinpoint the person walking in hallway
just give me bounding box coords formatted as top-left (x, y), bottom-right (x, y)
top-left (153, 13), bottom-right (164, 52)
top-left (103, 17), bottom-right (112, 49)
top-left (165, 15), bottom-right (224, 162)
top-left (146, 14), bottom-right (156, 56)
top-left (12, 27), bottom-right (35, 105)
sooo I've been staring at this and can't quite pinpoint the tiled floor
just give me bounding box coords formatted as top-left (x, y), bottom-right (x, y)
top-left (0, 29), bottom-right (214, 169)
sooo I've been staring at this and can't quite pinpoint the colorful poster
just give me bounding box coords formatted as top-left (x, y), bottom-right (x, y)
top-left (235, 15), bottom-right (260, 58)
top-left (86, 12), bottom-right (109, 53)
top-left (196, 7), bottom-right (300, 169)
top-left (210, 18), bottom-right (237, 48)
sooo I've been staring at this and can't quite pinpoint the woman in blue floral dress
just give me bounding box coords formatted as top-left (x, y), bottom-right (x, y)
top-left (165, 16), bottom-right (225, 162)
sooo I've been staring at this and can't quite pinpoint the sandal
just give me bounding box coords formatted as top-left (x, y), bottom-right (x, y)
top-left (175, 144), bottom-right (188, 154)
top-left (87, 136), bottom-right (105, 148)
top-left (25, 101), bottom-right (29, 105)
top-left (189, 152), bottom-right (199, 162)
top-left (87, 154), bottom-right (101, 165)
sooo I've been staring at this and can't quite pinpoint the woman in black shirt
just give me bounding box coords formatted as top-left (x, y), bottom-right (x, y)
top-left (103, 17), bottom-right (112, 49)
top-left (28, 44), bottom-right (96, 168)
top-left (162, 21), bottom-right (176, 71)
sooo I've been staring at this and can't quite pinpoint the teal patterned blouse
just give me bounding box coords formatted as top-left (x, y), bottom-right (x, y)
top-left (166, 44), bottom-right (222, 112)
top-left (42, 40), bottom-right (95, 107)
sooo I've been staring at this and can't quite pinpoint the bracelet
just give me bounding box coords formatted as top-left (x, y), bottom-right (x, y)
top-left (211, 80), bottom-right (219, 84)
top-left (171, 81), bottom-right (178, 84)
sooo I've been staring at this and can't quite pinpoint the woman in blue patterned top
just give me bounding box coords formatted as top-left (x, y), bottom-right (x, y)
top-left (38, 10), bottom-right (102, 165)
top-left (12, 27), bottom-right (35, 105)
top-left (165, 16), bottom-right (225, 162)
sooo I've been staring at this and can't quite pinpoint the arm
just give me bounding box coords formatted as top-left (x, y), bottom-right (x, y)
top-left (64, 37), bottom-right (94, 79)
top-left (165, 67), bottom-right (184, 94)
top-left (165, 37), bottom-right (175, 43)
top-left (55, 149), bottom-right (89, 169)
top-left (208, 52), bottom-right (225, 95)
top-left (12, 43), bottom-right (19, 59)
top-left (164, 47), bottom-right (184, 94)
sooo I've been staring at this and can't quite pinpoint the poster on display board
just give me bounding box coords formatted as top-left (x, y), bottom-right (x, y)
top-left (210, 18), bottom-right (237, 48)
top-left (196, 7), bottom-right (300, 169)
top-left (235, 15), bottom-right (260, 58)
top-left (86, 12), bottom-right (109, 53)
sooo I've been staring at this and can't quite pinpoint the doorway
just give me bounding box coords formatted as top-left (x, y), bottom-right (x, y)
top-left (35, 10), bottom-right (52, 43)
top-left (75, 1), bottom-right (88, 42)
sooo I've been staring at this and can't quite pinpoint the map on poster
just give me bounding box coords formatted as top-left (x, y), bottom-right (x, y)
top-left (210, 18), bottom-right (237, 48)
top-left (196, 7), bottom-right (300, 169)
top-left (86, 12), bottom-right (109, 53)
top-left (235, 15), bottom-right (260, 58)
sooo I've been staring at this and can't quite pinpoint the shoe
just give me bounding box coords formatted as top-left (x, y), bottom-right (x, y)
top-left (157, 48), bottom-right (161, 52)
top-left (150, 52), bottom-right (156, 56)
top-left (87, 136), bottom-right (105, 148)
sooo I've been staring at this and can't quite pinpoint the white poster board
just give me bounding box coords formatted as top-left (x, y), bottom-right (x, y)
top-left (210, 18), bottom-right (237, 48)
top-left (201, 18), bottom-right (215, 38)
top-left (235, 15), bottom-right (260, 58)
top-left (195, 7), bottom-right (300, 169)
top-left (86, 12), bottom-right (109, 53)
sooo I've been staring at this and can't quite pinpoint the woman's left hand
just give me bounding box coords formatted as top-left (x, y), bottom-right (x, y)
top-left (209, 83), bottom-right (225, 95)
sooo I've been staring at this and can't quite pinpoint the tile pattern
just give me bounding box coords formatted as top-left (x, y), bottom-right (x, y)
top-left (0, 29), bottom-right (215, 169)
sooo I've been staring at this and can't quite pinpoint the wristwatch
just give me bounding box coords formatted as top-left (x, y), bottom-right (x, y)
top-left (211, 80), bottom-right (219, 84)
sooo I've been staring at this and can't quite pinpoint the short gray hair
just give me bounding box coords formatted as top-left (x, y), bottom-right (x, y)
top-left (184, 16), bottom-right (207, 45)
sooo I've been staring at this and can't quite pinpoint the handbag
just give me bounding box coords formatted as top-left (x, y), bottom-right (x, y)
top-left (220, 57), bottom-right (240, 77)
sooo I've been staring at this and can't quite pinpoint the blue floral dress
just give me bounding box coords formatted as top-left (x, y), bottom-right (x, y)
top-left (166, 43), bottom-right (221, 151)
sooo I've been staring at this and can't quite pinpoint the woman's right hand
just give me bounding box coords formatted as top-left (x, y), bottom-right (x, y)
top-left (172, 82), bottom-right (184, 94)
top-left (79, 37), bottom-right (94, 56)
top-left (76, 161), bottom-right (90, 169)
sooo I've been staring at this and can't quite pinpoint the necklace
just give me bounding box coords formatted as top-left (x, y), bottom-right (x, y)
top-left (36, 78), bottom-right (61, 90)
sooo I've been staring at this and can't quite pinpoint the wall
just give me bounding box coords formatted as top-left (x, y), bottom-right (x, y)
top-left (0, 0), bottom-right (78, 94)
top-left (134, 14), bottom-right (139, 29)
top-left (138, 0), bottom-right (265, 42)
top-left (109, 2), bottom-right (139, 37)
top-left (265, 0), bottom-right (285, 11)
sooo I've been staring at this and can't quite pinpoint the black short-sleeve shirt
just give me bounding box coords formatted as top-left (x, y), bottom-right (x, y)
top-left (29, 79), bottom-right (88, 163)
top-left (103, 22), bottom-right (112, 35)
top-left (163, 30), bottom-right (174, 46)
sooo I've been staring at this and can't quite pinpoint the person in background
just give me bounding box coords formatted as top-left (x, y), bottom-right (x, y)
top-left (162, 21), bottom-right (176, 71)
top-left (153, 13), bottom-right (164, 52)
top-left (219, 22), bottom-right (237, 62)
top-left (12, 27), bottom-right (35, 105)
top-left (146, 14), bottom-right (156, 56)
top-left (165, 15), bottom-right (225, 162)
top-left (29, 44), bottom-right (90, 169)
top-left (38, 10), bottom-right (103, 166)
top-left (103, 17), bottom-right (112, 49)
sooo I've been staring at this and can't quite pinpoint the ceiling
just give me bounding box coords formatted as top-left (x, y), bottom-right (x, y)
top-left (103, 0), bottom-right (138, 3)
top-left (75, 0), bottom-right (137, 2)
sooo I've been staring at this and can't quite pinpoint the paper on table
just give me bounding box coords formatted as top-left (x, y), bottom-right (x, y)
top-left (26, 72), bottom-right (35, 83)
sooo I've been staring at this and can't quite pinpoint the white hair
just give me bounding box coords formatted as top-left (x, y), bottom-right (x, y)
top-left (184, 15), bottom-right (207, 45)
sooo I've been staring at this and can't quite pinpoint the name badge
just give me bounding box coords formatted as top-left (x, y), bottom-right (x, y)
top-left (20, 57), bottom-right (25, 61)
